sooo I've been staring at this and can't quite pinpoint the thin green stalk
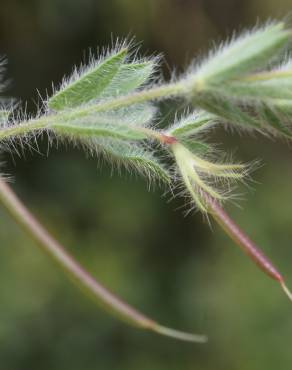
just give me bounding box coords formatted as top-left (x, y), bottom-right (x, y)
top-left (0, 177), bottom-right (206, 343)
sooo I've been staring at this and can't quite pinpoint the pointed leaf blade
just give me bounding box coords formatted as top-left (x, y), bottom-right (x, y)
top-left (194, 22), bottom-right (291, 84)
top-left (52, 118), bottom-right (149, 141)
top-left (168, 112), bottom-right (215, 137)
top-left (50, 104), bottom-right (156, 141)
top-left (99, 61), bottom-right (155, 99)
top-left (107, 142), bottom-right (170, 183)
top-left (90, 139), bottom-right (170, 183)
top-left (180, 139), bottom-right (210, 155)
top-left (220, 69), bottom-right (292, 101)
top-left (48, 49), bottom-right (128, 111)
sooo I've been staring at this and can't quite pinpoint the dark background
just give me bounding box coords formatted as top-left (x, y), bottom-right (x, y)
top-left (1, 1), bottom-right (292, 369)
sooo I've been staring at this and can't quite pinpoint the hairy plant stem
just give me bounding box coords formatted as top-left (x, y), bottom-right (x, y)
top-left (1, 68), bottom-right (290, 329)
top-left (0, 177), bottom-right (206, 343)
top-left (0, 119), bottom-right (49, 140)
top-left (72, 81), bottom-right (187, 116)
top-left (0, 81), bottom-right (187, 142)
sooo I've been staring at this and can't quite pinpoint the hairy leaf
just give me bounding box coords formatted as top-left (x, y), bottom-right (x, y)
top-left (179, 138), bottom-right (210, 155)
top-left (52, 117), bottom-right (149, 141)
top-left (50, 102), bottom-right (157, 142)
top-left (167, 112), bottom-right (215, 137)
top-left (257, 103), bottom-right (292, 137)
top-left (196, 93), bottom-right (260, 129)
top-left (220, 70), bottom-right (292, 101)
top-left (48, 49), bottom-right (127, 111)
top-left (196, 91), bottom-right (292, 137)
top-left (98, 61), bottom-right (155, 99)
top-left (95, 104), bottom-right (156, 127)
top-left (92, 139), bottom-right (170, 183)
top-left (193, 22), bottom-right (290, 85)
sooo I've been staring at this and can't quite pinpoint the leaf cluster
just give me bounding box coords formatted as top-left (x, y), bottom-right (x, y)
top-left (1, 20), bottom-right (292, 208)
top-left (2, 17), bottom-right (292, 343)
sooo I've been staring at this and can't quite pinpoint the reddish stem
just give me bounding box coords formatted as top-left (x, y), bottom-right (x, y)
top-left (204, 194), bottom-right (283, 282)
top-left (0, 177), bottom-right (207, 342)
top-left (0, 178), bottom-right (154, 328)
top-left (160, 134), bottom-right (178, 145)
top-left (203, 193), bottom-right (292, 301)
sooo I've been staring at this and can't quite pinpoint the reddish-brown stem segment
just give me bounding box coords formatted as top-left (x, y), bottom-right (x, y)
top-left (160, 134), bottom-right (178, 145)
top-left (0, 177), bottom-right (206, 342)
top-left (202, 193), bottom-right (292, 301)
top-left (203, 193), bottom-right (283, 282)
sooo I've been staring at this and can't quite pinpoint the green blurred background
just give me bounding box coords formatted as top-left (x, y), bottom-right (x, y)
top-left (1, 0), bottom-right (292, 369)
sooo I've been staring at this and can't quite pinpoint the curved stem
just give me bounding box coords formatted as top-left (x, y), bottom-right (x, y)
top-left (0, 177), bottom-right (206, 343)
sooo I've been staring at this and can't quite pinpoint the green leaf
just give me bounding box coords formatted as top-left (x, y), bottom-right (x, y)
top-left (54, 122), bottom-right (147, 140)
top-left (98, 61), bottom-right (155, 99)
top-left (220, 69), bottom-right (292, 101)
top-left (48, 48), bottom-right (128, 111)
top-left (257, 103), bottom-right (292, 137)
top-left (51, 102), bottom-right (157, 142)
top-left (193, 22), bottom-right (291, 85)
top-left (196, 92), bottom-right (261, 129)
top-left (91, 139), bottom-right (170, 183)
top-left (180, 138), bottom-right (210, 155)
top-left (196, 92), bottom-right (292, 137)
top-left (52, 117), bottom-right (148, 141)
top-left (99, 104), bottom-right (156, 127)
top-left (168, 111), bottom-right (215, 137)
